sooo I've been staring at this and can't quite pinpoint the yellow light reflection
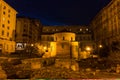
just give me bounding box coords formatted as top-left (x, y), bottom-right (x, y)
top-left (86, 47), bottom-right (91, 51)
top-left (99, 45), bottom-right (102, 48)
top-left (43, 46), bottom-right (47, 50)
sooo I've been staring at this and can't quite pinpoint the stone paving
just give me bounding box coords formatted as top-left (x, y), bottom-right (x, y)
top-left (0, 56), bottom-right (120, 79)
top-left (30, 66), bottom-right (120, 79)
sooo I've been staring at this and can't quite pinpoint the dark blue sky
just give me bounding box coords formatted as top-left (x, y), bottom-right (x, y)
top-left (5, 0), bottom-right (111, 26)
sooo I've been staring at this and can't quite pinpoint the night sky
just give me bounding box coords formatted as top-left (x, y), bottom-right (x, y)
top-left (5, 0), bottom-right (111, 26)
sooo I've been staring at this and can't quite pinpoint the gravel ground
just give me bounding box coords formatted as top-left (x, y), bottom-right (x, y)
top-left (1, 64), bottom-right (120, 79)
top-left (30, 66), bottom-right (120, 79)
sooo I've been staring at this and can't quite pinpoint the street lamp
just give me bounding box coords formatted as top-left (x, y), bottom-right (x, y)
top-left (85, 46), bottom-right (92, 58)
top-left (99, 45), bottom-right (103, 48)
top-left (43, 46), bottom-right (47, 50)
top-left (98, 44), bottom-right (103, 56)
top-left (86, 46), bottom-right (91, 51)
top-left (31, 44), bottom-right (34, 47)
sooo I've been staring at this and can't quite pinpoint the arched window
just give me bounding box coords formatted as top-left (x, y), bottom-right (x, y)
top-left (63, 36), bottom-right (65, 40)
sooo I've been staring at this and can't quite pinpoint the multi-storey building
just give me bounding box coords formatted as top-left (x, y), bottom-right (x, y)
top-left (90, 0), bottom-right (120, 48)
top-left (0, 0), bottom-right (17, 53)
top-left (41, 25), bottom-right (95, 58)
top-left (15, 17), bottom-right (42, 50)
top-left (42, 25), bottom-right (94, 50)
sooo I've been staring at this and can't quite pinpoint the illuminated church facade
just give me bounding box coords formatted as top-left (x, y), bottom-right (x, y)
top-left (40, 26), bottom-right (95, 59)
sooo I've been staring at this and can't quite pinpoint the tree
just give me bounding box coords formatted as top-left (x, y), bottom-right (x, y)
top-left (23, 45), bottom-right (44, 58)
top-left (99, 45), bottom-right (110, 57)
top-left (111, 41), bottom-right (120, 51)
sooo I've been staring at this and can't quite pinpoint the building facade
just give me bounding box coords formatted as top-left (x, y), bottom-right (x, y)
top-left (41, 26), bottom-right (94, 51)
top-left (0, 0), bottom-right (17, 53)
top-left (15, 17), bottom-right (42, 50)
top-left (90, 0), bottom-right (120, 48)
top-left (41, 25), bottom-right (95, 59)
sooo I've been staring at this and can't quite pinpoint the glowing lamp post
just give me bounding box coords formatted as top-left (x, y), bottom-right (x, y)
top-left (98, 44), bottom-right (103, 55)
top-left (43, 46), bottom-right (47, 50)
top-left (99, 45), bottom-right (103, 48)
top-left (43, 46), bottom-right (48, 52)
top-left (31, 44), bottom-right (34, 47)
top-left (85, 46), bottom-right (91, 58)
top-left (86, 47), bottom-right (91, 51)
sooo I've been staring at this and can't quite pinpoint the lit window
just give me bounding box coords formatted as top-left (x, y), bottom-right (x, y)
top-left (80, 29), bottom-right (82, 31)
top-left (86, 28), bottom-right (88, 31)
top-left (16, 43), bottom-right (24, 49)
